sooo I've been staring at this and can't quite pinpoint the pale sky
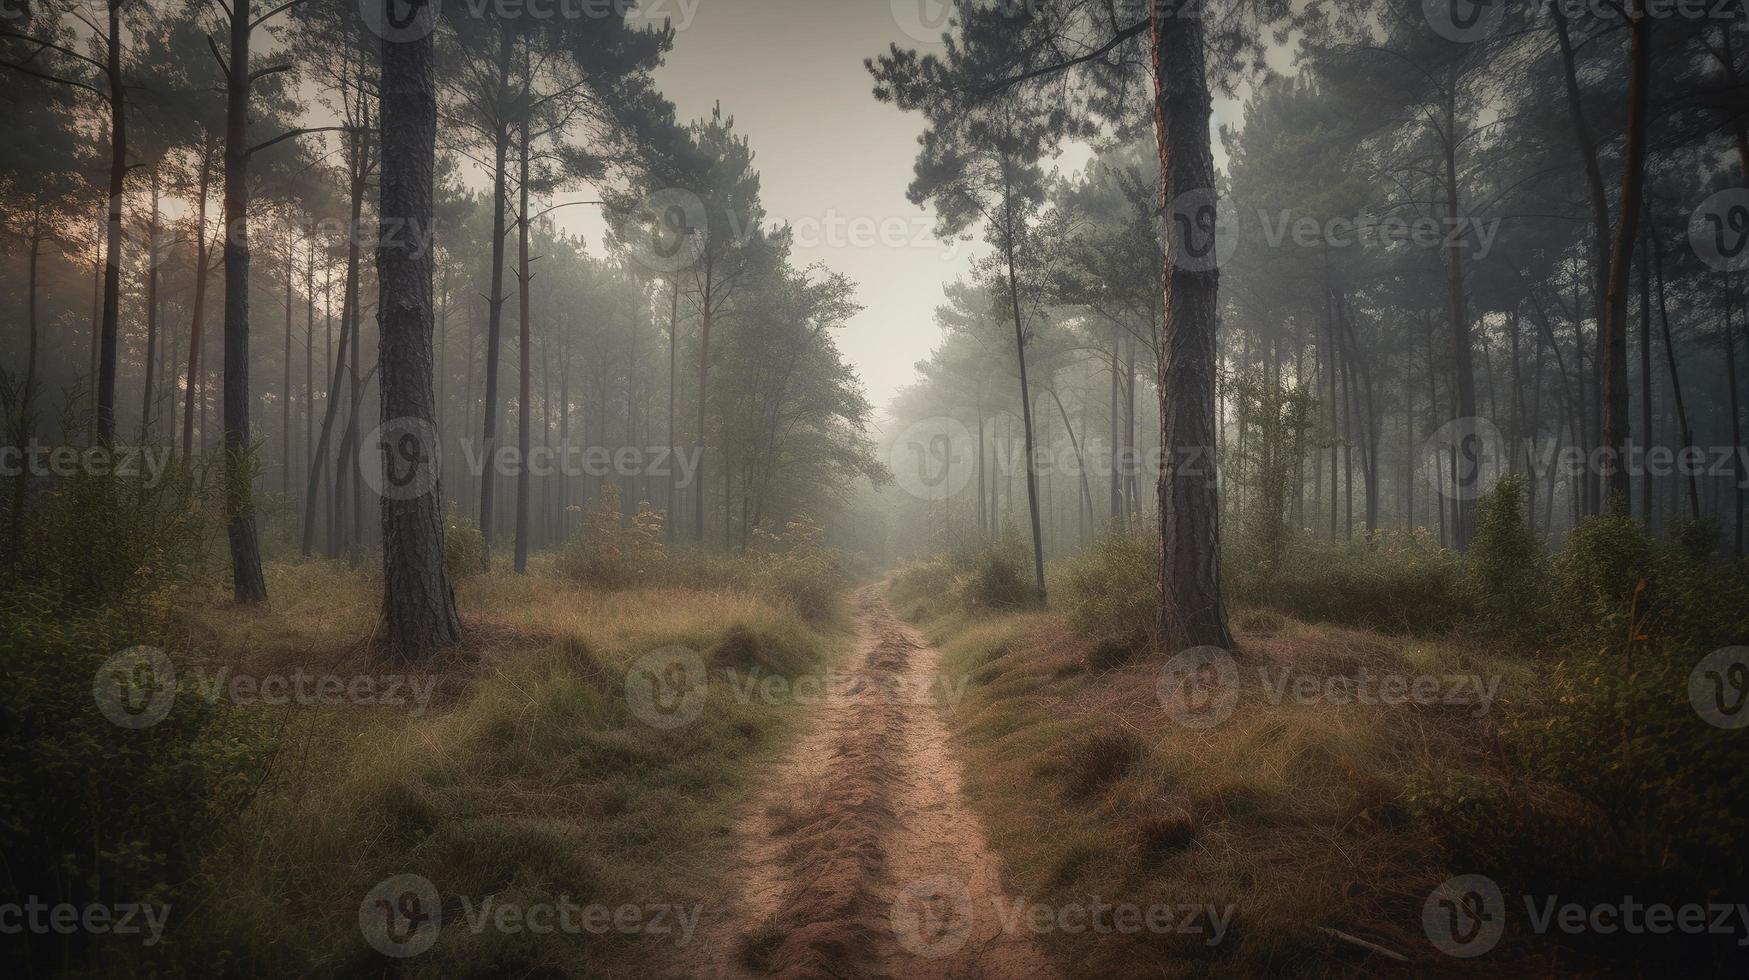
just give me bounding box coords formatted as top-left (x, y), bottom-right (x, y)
top-left (552, 0), bottom-right (1272, 411)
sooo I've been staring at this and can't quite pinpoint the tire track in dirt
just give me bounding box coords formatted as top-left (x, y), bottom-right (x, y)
top-left (699, 586), bottom-right (1057, 979)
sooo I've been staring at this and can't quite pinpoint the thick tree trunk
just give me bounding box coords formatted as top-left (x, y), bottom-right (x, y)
top-left (221, 0), bottom-right (267, 603)
top-left (1441, 83), bottom-right (1480, 548)
top-left (378, 8), bottom-right (461, 660)
top-left (1152, 6), bottom-right (1231, 649)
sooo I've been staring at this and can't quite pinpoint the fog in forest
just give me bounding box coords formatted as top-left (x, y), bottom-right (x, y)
top-left (3, 1), bottom-right (1749, 977)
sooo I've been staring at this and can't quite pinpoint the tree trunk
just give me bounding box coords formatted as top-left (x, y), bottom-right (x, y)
top-left (183, 145), bottom-right (213, 458)
top-left (378, 6), bottom-right (461, 660)
top-left (1152, 6), bottom-right (1232, 649)
top-left (514, 95), bottom-right (533, 574)
top-left (1000, 157), bottom-right (1046, 603)
top-left (477, 23), bottom-right (513, 555)
top-left (96, 0), bottom-right (125, 445)
top-left (221, 0), bottom-right (267, 603)
top-left (140, 166), bottom-right (161, 444)
top-left (1597, 0), bottom-right (1651, 515)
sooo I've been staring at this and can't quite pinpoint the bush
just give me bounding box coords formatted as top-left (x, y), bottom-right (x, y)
top-left (961, 532), bottom-right (1037, 611)
top-left (1229, 527), bottom-right (1469, 635)
top-left (559, 488), bottom-right (844, 620)
top-left (1057, 524), bottom-right (1155, 648)
top-left (443, 504), bottom-right (487, 581)
top-left (0, 472), bottom-right (272, 973)
top-left (1467, 473), bottom-right (1551, 637)
top-left (558, 484), bottom-right (667, 589)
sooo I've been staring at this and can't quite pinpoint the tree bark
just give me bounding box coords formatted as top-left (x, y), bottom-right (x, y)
top-left (1151, 5), bottom-right (1232, 649)
top-left (221, 0), bottom-right (267, 603)
top-left (378, 4), bottom-right (461, 661)
top-left (1597, 0), bottom-right (1651, 515)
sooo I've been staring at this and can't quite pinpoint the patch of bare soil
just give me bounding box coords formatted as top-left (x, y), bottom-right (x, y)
top-left (696, 587), bottom-right (1058, 979)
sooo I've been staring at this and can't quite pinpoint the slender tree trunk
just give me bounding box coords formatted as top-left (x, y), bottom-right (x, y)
top-left (140, 166), bottom-right (161, 444)
top-left (182, 146), bottom-right (213, 458)
top-left (1441, 82), bottom-right (1480, 548)
top-left (1597, 0), bottom-right (1651, 514)
top-left (378, 5), bottom-right (460, 660)
top-left (1000, 157), bottom-right (1046, 602)
top-left (96, 0), bottom-right (125, 445)
top-left (1152, 5), bottom-right (1232, 648)
top-left (513, 100), bottom-right (532, 574)
top-left (477, 24), bottom-right (512, 555)
top-left (1650, 218), bottom-right (1701, 521)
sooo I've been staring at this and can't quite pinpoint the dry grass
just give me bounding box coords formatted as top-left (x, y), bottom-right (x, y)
top-left (908, 592), bottom-right (1560, 977)
top-left (177, 558), bottom-right (845, 978)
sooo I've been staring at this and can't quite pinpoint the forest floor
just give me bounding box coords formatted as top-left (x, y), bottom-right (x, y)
top-left (147, 562), bottom-right (1640, 977)
top-left (697, 586), bottom-right (1057, 979)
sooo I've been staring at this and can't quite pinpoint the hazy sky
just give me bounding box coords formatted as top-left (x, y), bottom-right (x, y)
top-left (554, 1), bottom-right (1271, 413)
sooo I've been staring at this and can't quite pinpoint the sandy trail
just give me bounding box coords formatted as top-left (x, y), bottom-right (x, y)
top-left (696, 587), bottom-right (1057, 980)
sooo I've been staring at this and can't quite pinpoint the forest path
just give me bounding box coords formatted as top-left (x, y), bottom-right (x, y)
top-left (695, 586), bottom-right (1057, 980)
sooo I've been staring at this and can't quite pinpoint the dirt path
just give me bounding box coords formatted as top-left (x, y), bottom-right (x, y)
top-left (696, 586), bottom-right (1058, 980)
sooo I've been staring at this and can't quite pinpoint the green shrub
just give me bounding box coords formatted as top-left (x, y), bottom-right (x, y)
top-left (1057, 524), bottom-right (1155, 648)
top-left (558, 484), bottom-right (667, 589)
top-left (960, 532), bottom-right (1037, 611)
top-left (0, 471), bottom-right (272, 973)
top-left (444, 504), bottom-right (488, 581)
top-left (1229, 527), bottom-right (1469, 635)
top-left (1467, 473), bottom-right (1551, 637)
